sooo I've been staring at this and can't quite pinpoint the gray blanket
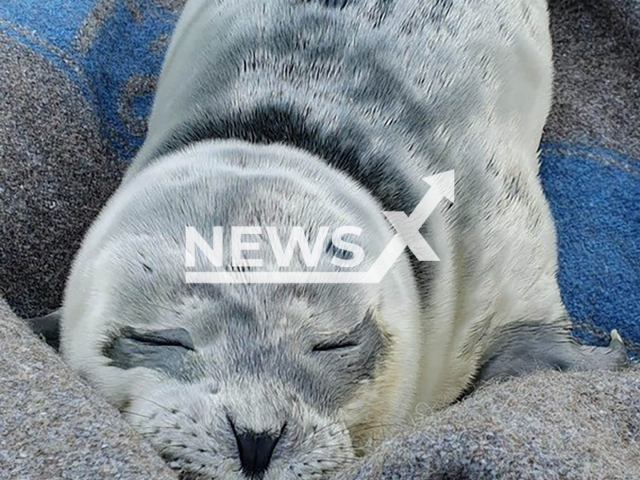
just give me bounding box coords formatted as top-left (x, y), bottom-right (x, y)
top-left (1, 0), bottom-right (639, 478)
top-left (2, 302), bottom-right (639, 479)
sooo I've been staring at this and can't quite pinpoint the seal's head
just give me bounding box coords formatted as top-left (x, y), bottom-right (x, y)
top-left (60, 141), bottom-right (421, 479)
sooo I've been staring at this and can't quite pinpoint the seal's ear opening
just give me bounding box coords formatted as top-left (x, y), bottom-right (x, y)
top-left (27, 310), bottom-right (61, 351)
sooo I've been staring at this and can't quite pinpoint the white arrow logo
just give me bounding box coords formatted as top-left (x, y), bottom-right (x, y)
top-left (186, 170), bottom-right (455, 284)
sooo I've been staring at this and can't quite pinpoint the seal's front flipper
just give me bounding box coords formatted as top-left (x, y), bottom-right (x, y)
top-left (27, 310), bottom-right (62, 351)
top-left (472, 322), bottom-right (629, 388)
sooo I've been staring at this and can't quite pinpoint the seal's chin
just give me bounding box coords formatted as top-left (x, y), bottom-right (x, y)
top-left (124, 378), bottom-right (355, 480)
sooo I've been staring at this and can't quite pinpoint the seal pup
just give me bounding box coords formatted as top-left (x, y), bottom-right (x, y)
top-left (32, 0), bottom-right (627, 478)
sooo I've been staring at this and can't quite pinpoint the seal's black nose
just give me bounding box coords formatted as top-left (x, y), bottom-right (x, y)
top-left (230, 419), bottom-right (283, 477)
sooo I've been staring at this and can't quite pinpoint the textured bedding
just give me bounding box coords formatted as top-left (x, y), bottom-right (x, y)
top-left (0, 0), bottom-right (638, 478)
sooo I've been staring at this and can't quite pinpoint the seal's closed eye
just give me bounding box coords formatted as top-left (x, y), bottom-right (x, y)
top-left (104, 327), bottom-right (195, 373)
top-left (312, 339), bottom-right (359, 352)
top-left (119, 327), bottom-right (196, 351)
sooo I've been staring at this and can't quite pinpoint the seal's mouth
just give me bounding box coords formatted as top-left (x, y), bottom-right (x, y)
top-left (123, 380), bottom-right (356, 480)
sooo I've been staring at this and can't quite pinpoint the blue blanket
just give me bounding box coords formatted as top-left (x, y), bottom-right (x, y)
top-left (1, 0), bottom-right (638, 355)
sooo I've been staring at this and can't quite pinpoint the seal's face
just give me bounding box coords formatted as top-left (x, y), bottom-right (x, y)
top-left (114, 283), bottom-right (389, 480)
top-left (61, 143), bottom-right (419, 479)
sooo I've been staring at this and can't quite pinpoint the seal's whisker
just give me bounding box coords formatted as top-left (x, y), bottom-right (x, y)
top-left (128, 394), bottom-right (200, 424)
top-left (311, 419), bottom-right (395, 439)
top-left (308, 420), bottom-right (344, 435)
top-left (139, 425), bottom-right (189, 435)
top-left (350, 422), bottom-right (397, 434)
top-left (311, 441), bottom-right (362, 457)
top-left (120, 410), bottom-right (154, 419)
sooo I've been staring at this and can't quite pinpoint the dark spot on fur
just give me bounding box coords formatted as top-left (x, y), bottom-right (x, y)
top-left (298, 0), bottom-right (351, 9)
top-left (429, 0), bottom-right (453, 23)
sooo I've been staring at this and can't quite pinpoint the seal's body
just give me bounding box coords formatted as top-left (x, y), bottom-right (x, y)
top-left (54, 0), bottom-right (625, 478)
